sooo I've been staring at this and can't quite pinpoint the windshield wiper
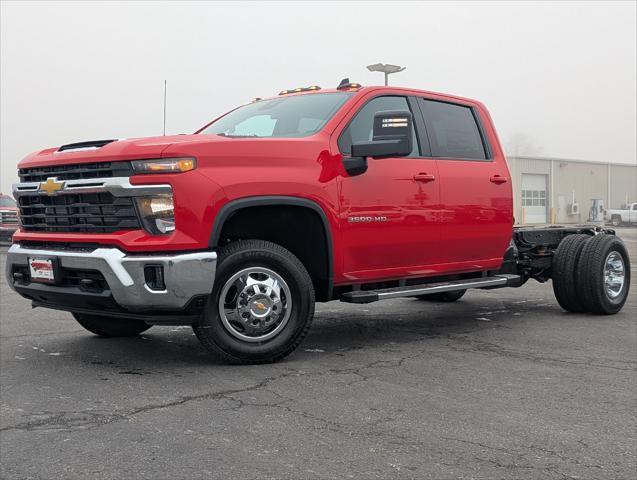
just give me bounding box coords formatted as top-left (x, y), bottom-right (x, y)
top-left (216, 133), bottom-right (260, 138)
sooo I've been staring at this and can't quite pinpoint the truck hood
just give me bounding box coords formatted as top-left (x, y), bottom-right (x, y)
top-left (17, 133), bottom-right (327, 170)
top-left (18, 134), bottom-right (234, 169)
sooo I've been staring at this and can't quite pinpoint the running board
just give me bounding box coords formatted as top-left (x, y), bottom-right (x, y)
top-left (340, 274), bottom-right (521, 304)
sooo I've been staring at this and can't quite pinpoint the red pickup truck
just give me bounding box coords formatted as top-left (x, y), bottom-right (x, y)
top-left (6, 81), bottom-right (631, 363)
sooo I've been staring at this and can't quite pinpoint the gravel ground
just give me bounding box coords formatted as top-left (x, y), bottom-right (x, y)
top-left (1, 228), bottom-right (635, 479)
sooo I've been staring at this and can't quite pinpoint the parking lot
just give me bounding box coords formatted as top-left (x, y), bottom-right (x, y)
top-left (1, 228), bottom-right (635, 480)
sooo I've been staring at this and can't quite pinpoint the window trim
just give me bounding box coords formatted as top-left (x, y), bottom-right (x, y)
top-left (336, 94), bottom-right (427, 158)
top-left (416, 97), bottom-right (493, 162)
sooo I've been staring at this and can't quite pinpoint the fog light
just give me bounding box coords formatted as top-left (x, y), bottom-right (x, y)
top-left (136, 195), bottom-right (175, 235)
top-left (144, 265), bottom-right (166, 291)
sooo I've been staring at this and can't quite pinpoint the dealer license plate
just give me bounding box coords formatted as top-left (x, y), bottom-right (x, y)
top-left (28, 257), bottom-right (56, 283)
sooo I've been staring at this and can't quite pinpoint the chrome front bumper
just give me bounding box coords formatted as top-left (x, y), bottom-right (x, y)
top-left (6, 244), bottom-right (217, 311)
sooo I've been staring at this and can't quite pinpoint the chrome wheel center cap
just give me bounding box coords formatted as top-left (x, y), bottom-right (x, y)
top-left (604, 251), bottom-right (625, 299)
top-left (218, 267), bottom-right (292, 343)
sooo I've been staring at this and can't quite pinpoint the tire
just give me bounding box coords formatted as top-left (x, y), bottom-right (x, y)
top-left (193, 239), bottom-right (315, 364)
top-left (72, 313), bottom-right (151, 337)
top-left (416, 289), bottom-right (466, 302)
top-left (576, 234), bottom-right (631, 315)
top-left (551, 234), bottom-right (590, 313)
top-left (611, 215), bottom-right (621, 227)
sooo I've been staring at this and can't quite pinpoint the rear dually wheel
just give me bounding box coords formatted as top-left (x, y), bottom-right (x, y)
top-left (551, 234), bottom-right (590, 313)
top-left (576, 234), bottom-right (631, 315)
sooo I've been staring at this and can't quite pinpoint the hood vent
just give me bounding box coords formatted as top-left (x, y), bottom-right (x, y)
top-left (57, 139), bottom-right (117, 152)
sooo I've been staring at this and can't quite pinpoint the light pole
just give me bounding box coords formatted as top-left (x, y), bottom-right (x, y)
top-left (366, 63), bottom-right (406, 85)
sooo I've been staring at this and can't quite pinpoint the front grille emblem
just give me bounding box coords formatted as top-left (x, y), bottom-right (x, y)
top-left (39, 177), bottom-right (65, 196)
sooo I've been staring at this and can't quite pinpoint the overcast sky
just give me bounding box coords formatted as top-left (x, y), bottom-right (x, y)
top-left (1, 1), bottom-right (635, 194)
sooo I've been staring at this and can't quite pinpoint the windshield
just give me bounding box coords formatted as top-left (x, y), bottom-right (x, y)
top-left (0, 196), bottom-right (16, 207)
top-left (199, 92), bottom-right (352, 138)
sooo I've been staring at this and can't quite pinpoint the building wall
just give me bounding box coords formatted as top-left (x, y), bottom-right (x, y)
top-left (610, 165), bottom-right (637, 209)
top-left (554, 161), bottom-right (608, 224)
top-left (507, 156), bottom-right (637, 224)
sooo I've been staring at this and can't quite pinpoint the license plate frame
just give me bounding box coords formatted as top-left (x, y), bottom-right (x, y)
top-left (28, 257), bottom-right (59, 283)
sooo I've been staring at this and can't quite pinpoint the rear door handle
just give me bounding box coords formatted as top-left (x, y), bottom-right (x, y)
top-left (490, 175), bottom-right (508, 184)
top-left (414, 173), bottom-right (436, 182)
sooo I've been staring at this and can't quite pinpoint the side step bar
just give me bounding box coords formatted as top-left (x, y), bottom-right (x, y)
top-left (340, 274), bottom-right (521, 304)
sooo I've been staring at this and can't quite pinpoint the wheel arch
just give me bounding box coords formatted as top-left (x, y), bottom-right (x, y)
top-left (209, 196), bottom-right (334, 301)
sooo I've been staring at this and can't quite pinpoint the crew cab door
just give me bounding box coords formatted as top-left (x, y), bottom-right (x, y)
top-left (337, 95), bottom-right (441, 281)
top-left (416, 97), bottom-right (513, 271)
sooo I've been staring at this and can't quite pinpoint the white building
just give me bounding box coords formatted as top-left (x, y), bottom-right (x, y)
top-left (507, 156), bottom-right (637, 224)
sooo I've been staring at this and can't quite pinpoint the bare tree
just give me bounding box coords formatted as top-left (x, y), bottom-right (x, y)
top-left (504, 132), bottom-right (544, 157)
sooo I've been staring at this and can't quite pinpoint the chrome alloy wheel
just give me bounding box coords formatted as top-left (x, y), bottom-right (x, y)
top-left (218, 267), bottom-right (292, 342)
top-left (604, 251), bottom-right (625, 299)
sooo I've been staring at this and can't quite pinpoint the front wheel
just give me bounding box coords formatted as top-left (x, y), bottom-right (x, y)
top-left (193, 239), bottom-right (315, 364)
top-left (72, 313), bottom-right (151, 337)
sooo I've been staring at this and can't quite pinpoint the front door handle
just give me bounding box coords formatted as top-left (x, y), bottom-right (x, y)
top-left (490, 175), bottom-right (508, 184)
top-left (414, 173), bottom-right (436, 182)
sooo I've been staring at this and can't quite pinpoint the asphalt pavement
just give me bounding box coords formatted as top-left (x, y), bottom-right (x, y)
top-left (1, 228), bottom-right (636, 479)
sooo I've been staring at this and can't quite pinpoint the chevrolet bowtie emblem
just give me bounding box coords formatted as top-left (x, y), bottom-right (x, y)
top-left (254, 301), bottom-right (267, 311)
top-left (39, 177), bottom-right (65, 196)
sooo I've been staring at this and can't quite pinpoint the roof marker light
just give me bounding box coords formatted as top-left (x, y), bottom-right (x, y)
top-left (278, 86), bottom-right (322, 96)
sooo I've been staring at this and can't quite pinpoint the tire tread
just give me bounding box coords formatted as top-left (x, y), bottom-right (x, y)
top-left (551, 234), bottom-right (590, 313)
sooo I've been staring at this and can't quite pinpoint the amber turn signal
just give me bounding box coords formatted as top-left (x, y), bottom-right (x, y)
top-left (131, 157), bottom-right (196, 174)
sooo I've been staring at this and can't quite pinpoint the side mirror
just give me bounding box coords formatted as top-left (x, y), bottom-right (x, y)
top-left (351, 110), bottom-right (413, 159)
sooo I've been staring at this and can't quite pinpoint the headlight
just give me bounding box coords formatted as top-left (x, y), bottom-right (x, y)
top-left (131, 157), bottom-right (196, 174)
top-left (136, 195), bottom-right (175, 234)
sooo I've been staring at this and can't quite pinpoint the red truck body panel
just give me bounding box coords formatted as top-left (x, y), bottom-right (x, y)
top-left (13, 86), bottom-right (513, 286)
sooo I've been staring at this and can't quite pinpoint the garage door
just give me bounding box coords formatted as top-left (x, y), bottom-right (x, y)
top-left (521, 174), bottom-right (547, 224)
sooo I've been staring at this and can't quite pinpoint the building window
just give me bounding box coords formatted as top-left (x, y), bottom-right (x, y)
top-left (522, 189), bottom-right (546, 207)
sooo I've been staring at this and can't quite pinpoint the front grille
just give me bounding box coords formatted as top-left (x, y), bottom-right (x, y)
top-left (0, 211), bottom-right (19, 225)
top-left (19, 161), bottom-right (133, 183)
top-left (18, 192), bottom-right (140, 233)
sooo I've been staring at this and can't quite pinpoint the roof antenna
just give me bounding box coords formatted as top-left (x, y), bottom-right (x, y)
top-left (163, 80), bottom-right (167, 136)
top-left (337, 78), bottom-right (350, 89)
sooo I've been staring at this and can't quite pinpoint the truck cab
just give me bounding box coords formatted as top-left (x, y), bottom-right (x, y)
top-left (5, 82), bottom-right (631, 363)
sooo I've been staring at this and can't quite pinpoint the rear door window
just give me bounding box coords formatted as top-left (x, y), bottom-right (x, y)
top-left (419, 99), bottom-right (487, 160)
